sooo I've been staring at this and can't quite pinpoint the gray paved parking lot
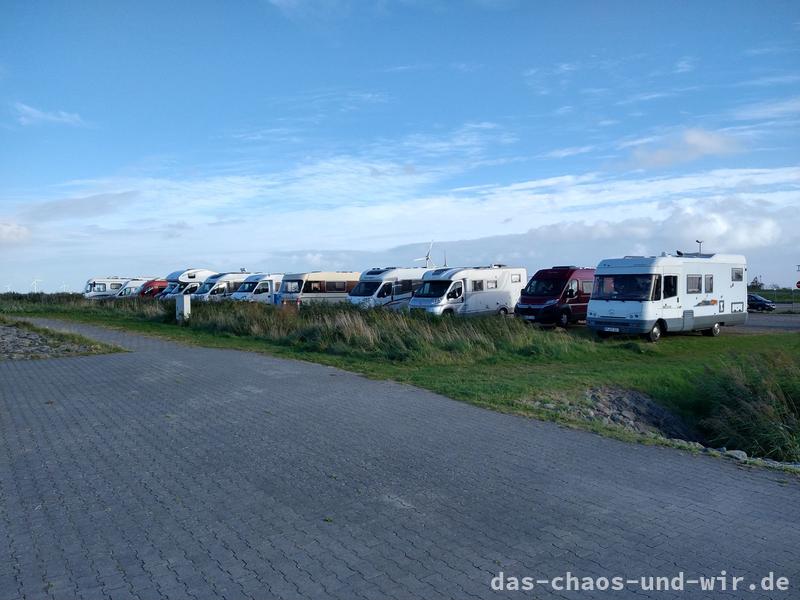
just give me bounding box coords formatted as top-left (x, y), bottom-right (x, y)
top-left (1, 319), bottom-right (798, 600)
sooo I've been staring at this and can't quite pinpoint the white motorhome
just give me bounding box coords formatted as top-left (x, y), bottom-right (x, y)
top-left (83, 276), bottom-right (132, 299)
top-left (408, 265), bottom-right (528, 316)
top-left (192, 272), bottom-right (254, 302)
top-left (279, 271), bottom-right (361, 306)
top-left (109, 278), bottom-right (154, 299)
top-left (160, 268), bottom-right (218, 299)
top-left (348, 267), bottom-right (429, 309)
top-left (229, 273), bottom-right (284, 304)
top-left (587, 253), bottom-right (748, 342)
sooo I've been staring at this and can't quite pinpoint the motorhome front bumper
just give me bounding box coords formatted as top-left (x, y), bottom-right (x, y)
top-left (587, 318), bottom-right (655, 334)
top-left (514, 303), bottom-right (558, 323)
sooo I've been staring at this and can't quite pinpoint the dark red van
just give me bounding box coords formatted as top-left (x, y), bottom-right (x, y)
top-left (514, 266), bottom-right (595, 327)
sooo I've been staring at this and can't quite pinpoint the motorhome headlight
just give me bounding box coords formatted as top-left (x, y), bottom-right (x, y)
top-left (627, 314), bottom-right (639, 319)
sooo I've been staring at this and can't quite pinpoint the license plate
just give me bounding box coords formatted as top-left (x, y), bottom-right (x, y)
top-left (603, 327), bottom-right (619, 333)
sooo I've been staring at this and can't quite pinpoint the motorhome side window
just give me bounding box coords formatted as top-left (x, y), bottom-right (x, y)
top-left (511, 274), bottom-right (521, 283)
top-left (395, 280), bottom-right (413, 294)
top-left (687, 275), bottom-right (702, 294)
top-left (486, 280), bottom-right (498, 289)
top-left (472, 280), bottom-right (484, 292)
top-left (304, 281), bottom-right (324, 293)
top-left (95, 283), bottom-right (106, 292)
top-left (326, 281), bottom-right (346, 292)
top-left (663, 276), bottom-right (677, 299)
top-left (580, 280), bottom-right (593, 295)
top-left (449, 281), bottom-right (463, 299)
top-left (731, 267), bottom-right (743, 282)
top-left (651, 275), bottom-right (662, 301)
top-left (705, 275), bottom-right (713, 293)
top-left (110, 283), bottom-right (122, 290)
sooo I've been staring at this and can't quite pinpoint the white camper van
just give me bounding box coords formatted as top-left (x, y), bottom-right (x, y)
top-left (408, 265), bottom-right (528, 316)
top-left (279, 271), bottom-right (361, 306)
top-left (83, 276), bottom-right (132, 299)
top-left (229, 273), bottom-right (284, 304)
top-left (587, 253), bottom-right (748, 342)
top-left (109, 278), bottom-right (154, 299)
top-left (348, 267), bottom-right (429, 309)
top-left (160, 268), bottom-right (218, 299)
top-left (192, 272), bottom-right (253, 302)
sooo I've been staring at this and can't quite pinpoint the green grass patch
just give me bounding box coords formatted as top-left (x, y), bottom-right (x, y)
top-left (3, 293), bottom-right (799, 461)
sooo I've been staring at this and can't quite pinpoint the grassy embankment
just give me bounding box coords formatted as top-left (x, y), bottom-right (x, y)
top-left (2, 293), bottom-right (798, 462)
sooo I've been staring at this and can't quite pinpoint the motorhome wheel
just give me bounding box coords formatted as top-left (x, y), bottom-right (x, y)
top-left (497, 307), bottom-right (508, 315)
top-left (442, 309), bottom-right (454, 316)
top-left (646, 322), bottom-right (662, 343)
top-left (557, 311), bottom-right (570, 328)
top-left (702, 323), bottom-right (721, 337)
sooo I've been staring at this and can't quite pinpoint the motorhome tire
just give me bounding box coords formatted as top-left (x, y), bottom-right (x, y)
top-left (645, 322), bottom-right (662, 343)
top-left (702, 323), bottom-right (721, 337)
top-left (442, 309), bottom-right (454, 316)
top-left (498, 307), bottom-right (508, 315)
top-left (556, 311), bottom-right (570, 328)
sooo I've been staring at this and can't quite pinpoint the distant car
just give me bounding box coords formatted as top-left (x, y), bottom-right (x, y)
top-left (747, 294), bottom-right (776, 312)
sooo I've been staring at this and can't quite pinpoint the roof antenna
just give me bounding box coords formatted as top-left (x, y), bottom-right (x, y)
top-left (443, 249), bottom-right (448, 267)
top-left (696, 240), bottom-right (703, 253)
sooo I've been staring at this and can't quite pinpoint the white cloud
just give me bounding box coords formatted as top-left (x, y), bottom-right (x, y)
top-left (732, 96), bottom-right (800, 121)
top-left (13, 102), bottom-right (85, 127)
top-left (4, 165), bottom-right (798, 289)
top-left (629, 129), bottom-right (742, 168)
top-left (673, 57), bottom-right (695, 74)
top-left (736, 74), bottom-right (800, 87)
top-left (542, 145), bottom-right (595, 159)
top-left (616, 91), bottom-right (674, 105)
top-left (0, 222), bottom-right (30, 244)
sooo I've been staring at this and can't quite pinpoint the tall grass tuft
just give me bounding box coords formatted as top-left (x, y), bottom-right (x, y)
top-left (180, 301), bottom-right (597, 363)
top-left (697, 352), bottom-right (800, 462)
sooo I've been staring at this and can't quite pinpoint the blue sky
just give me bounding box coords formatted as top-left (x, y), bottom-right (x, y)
top-left (1, 0), bottom-right (799, 290)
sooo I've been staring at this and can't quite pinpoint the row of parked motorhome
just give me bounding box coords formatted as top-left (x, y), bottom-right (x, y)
top-left (83, 252), bottom-right (748, 341)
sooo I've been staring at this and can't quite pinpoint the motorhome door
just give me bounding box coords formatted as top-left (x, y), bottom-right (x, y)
top-left (660, 274), bottom-right (683, 330)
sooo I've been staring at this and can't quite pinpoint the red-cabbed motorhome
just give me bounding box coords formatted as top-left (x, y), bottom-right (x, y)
top-left (514, 266), bottom-right (595, 327)
top-left (138, 279), bottom-right (168, 298)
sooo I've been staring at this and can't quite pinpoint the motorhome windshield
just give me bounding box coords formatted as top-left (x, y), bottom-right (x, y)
top-left (196, 282), bottom-right (215, 295)
top-left (415, 280), bottom-right (451, 298)
top-left (237, 282), bottom-right (257, 293)
top-left (350, 281), bottom-right (381, 297)
top-left (523, 278), bottom-right (566, 296)
top-left (593, 274), bottom-right (655, 301)
top-left (281, 280), bottom-right (303, 294)
top-left (162, 283), bottom-right (178, 295)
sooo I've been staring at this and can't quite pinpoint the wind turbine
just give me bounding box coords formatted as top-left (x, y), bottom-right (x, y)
top-left (61, 282), bottom-right (69, 292)
top-left (414, 241), bottom-right (437, 269)
top-left (31, 278), bottom-right (43, 293)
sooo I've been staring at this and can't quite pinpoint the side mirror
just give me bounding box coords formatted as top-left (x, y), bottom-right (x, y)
top-left (566, 289), bottom-right (576, 299)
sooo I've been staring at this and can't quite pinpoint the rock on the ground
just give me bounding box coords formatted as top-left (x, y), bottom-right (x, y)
top-left (725, 449), bottom-right (748, 461)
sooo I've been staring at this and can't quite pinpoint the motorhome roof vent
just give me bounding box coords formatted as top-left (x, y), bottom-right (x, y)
top-left (431, 268), bottom-right (451, 276)
top-left (366, 268), bottom-right (391, 276)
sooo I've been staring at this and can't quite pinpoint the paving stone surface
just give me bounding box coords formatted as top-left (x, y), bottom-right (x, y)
top-left (1, 319), bottom-right (798, 600)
